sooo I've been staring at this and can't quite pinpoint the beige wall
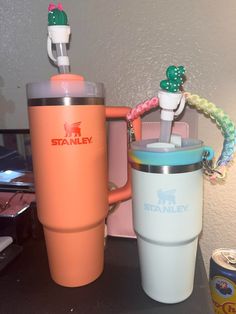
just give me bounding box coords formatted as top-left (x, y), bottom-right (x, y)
top-left (1, 0), bottom-right (236, 272)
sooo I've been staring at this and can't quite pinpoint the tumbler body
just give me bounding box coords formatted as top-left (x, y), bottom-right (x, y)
top-left (129, 138), bottom-right (214, 303)
top-left (27, 78), bottom-right (108, 287)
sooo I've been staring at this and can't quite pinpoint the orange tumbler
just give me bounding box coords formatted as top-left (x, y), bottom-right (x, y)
top-left (27, 74), bottom-right (140, 287)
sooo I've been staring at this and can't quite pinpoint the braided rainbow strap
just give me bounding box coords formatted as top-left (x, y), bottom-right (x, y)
top-left (185, 93), bottom-right (236, 181)
top-left (126, 97), bottom-right (159, 121)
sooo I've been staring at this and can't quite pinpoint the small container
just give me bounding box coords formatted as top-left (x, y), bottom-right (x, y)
top-left (210, 248), bottom-right (236, 314)
top-left (129, 138), bottom-right (214, 303)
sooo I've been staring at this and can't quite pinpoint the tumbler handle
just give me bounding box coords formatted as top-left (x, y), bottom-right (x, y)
top-left (105, 106), bottom-right (141, 205)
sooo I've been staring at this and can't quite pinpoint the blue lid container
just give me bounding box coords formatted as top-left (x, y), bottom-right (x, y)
top-left (129, 138), bottom-right (214, 173)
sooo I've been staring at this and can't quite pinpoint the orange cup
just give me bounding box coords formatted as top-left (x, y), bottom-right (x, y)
top-left (27, 74), bottom-right (141, 287)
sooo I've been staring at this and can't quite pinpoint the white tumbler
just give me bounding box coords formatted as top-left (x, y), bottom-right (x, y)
top-left (129, 138), bottom-right (214, 304)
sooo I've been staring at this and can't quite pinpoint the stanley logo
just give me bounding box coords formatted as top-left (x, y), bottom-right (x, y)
top-left (51, 122), bottom-right (93, 146)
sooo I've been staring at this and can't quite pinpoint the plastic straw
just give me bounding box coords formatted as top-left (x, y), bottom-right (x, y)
top-left (55, 43), bottom-right (70, 73)
top-left (159, 120), bottom-right (172, 143)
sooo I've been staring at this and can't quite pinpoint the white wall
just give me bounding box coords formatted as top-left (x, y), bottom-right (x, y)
top-left (1, 0), bottom-right (236, 272)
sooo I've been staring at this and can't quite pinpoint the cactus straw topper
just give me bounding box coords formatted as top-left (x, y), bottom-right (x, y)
top-left (127, 65), bottom-right (236, 183)
top-left (47, 3), bottom-right (71, 73)
top-left (160, 65), bottom-right (186, 93)
top-left (48, 3), bottom-right (68, 25)
top-left (158, 65), bottom-right (187, 143)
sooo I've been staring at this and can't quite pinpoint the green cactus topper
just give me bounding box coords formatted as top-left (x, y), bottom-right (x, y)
top-left (48, 3), bottom-right (68, 26)
top-left (160, 65), bottom-right (186, 93)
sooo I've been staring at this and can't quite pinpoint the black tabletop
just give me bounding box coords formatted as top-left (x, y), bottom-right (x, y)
top-left (0, 236), bottom-right (214, 314)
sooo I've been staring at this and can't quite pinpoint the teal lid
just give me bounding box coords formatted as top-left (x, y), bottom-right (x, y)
top-left (129, 138), bottom-right (214, 166)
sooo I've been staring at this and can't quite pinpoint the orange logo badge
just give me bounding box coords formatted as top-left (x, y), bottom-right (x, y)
top-left (64, 122), bottom-right (81, 137)
top-left (51, 122), bottom-right (93, 146)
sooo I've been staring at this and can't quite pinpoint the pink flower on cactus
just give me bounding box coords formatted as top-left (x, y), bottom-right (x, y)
top-left (57, 3), bottom-right (64, 11)
top-left (48, 3), bottom-right (57, 11)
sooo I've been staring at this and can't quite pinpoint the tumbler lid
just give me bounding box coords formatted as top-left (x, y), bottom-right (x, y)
top-left (27, 75), bottom-right (104, 100)
top-left (131, 138), bottom-right (202, 153)
top-left (129, 138), bottom-right (214, 166)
